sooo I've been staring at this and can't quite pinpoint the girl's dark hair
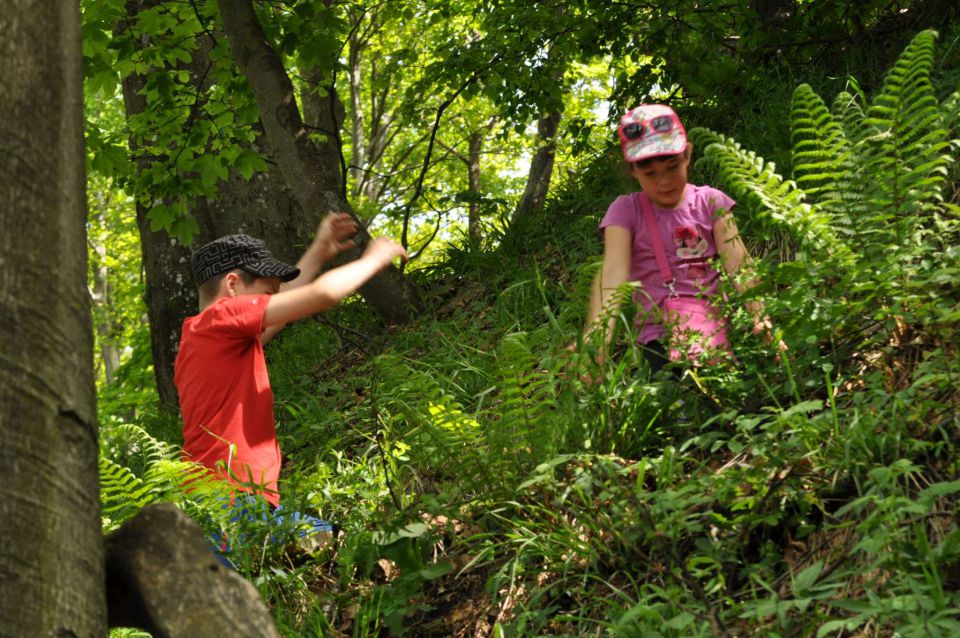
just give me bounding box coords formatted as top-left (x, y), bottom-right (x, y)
top-left (625, 146), bottom-right (691, 172)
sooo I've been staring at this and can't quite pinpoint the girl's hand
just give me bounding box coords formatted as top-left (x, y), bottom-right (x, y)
top-left (752, 317), bottom-right (788, 352)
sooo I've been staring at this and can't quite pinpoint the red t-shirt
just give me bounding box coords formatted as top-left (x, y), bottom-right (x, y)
top-left (174, 295), bottom-right (282, 506)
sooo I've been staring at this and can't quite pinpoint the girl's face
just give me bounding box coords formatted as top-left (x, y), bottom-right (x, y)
top-left (630, 145), bottom-right (692, 209)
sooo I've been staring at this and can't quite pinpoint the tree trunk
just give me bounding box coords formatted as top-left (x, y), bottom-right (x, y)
top-left (217, 0), bottom-right (420, 324)
top-left (512, 109), bottom-right (561, 223)
top-left (106, 503), bottom-right (282, 637)
top-left (0, 2), bottom-right (105, 636)
top-left (467, 130), bottom-right (484, 249)
top-left (119, 0), bottom-right (326, 411)
top-left (89, 205), bottom-right (122, 383)
top-left (347, 18), bottom-right (366, 198)
top-left (301, 64), bottom-right (346, 197)
top-left (118, 1), bottom-right (199, 412)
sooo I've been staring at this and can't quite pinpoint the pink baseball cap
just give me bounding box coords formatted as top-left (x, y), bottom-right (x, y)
top-left (617, 104), bottom-right (687, 162)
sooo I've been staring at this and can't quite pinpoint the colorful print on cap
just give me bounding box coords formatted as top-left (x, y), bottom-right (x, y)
top-left (618, 104), bottom-right (687, 163)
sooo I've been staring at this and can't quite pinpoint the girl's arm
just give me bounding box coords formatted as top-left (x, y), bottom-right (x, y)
top-left (714, 209), bottom-right (782, 346)
top-left (581, 225), bottom-right (632, 362)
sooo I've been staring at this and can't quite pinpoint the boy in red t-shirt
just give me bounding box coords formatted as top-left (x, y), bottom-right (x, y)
top-left (174, 213), bottom-right (405, 507)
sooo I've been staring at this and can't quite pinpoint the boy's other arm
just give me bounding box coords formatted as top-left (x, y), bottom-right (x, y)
top-left (285, 212), bottom-right (358, 291)
top-left (260, 212), bottom-right (358, 344)
top-left (262, 238), bottom-right (406, 330)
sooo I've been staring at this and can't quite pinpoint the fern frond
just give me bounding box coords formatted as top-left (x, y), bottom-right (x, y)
top-left (494, 332), bottom-right (559, 470)
top-left (99, 455), bottom-right (159, 530)
top-left (105, 422), bottom-right (179, 470)
top-left (690, 128), bottom-right (851, 263)
top-left (831, 90), bottom-right (867, 136)
top-left (859, 29), bottom-right (951, 225)
top-left (943, 89), bottom-right (960, 135)
top-left (791, 83), bottom-right (856, 220)
top-left (374, 353), bottom-right (494, 494)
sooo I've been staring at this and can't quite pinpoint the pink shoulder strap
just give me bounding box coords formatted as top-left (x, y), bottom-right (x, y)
top-left (634, 192), bottom-right (674, 286)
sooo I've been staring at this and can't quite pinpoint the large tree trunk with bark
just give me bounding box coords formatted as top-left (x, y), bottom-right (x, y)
top-left (120, 0), bottom-right (323, 411)
top-left (0, 3), bottom-right (105, 636)
top-left (217, 0), bottom-right (420, 323)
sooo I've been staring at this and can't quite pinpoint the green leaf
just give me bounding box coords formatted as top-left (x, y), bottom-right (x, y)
top-left (234, 151), bottom-right (266, 181)
top-left (373, 521), bottom-right (429, 546)
top-left (792, 560), bottom-right (824, 595)
top-left (663, 612), bottom-right (695, 629)
top-left (418, 560), bottom-right (452, 580)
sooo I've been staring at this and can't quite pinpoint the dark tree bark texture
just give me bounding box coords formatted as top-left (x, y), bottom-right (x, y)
top-left (120, 0), bottom-right (320, 411)
top-left (0, 2), bottom-right (105, 636)
top-left (217, 0), bottom-right (420, 324)
top-left (512, 110), bottom-right (561, 223)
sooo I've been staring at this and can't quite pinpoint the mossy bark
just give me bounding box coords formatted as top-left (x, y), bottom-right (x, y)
top-left (0, 2), bottom-right (105, 635)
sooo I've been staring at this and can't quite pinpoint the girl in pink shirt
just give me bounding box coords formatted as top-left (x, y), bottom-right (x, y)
top-left (581, 104), bottom-right (781, 373)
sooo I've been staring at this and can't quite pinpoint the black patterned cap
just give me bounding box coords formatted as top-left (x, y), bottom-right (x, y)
top-left (192, 234), bottom-right (300, 285)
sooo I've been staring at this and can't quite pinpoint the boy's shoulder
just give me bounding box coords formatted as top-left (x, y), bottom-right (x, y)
top-left (182, 295), bottom-right (269, 340)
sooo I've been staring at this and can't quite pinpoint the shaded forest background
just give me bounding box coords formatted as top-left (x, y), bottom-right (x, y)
top-left (14, 0), bottom-right (960, 635)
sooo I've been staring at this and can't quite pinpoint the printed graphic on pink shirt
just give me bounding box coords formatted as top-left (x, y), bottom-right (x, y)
top-left (673, 225), bottom-right (709, 282)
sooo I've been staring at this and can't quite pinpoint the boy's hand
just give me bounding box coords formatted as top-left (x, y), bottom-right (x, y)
top-left (315, 212), bottom-right (358, 262)
top-left (362, 237), bottom-right (407, 268)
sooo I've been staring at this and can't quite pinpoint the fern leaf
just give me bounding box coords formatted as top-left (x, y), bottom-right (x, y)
top-left (494, 332), bottom-right (558, 469)
top-left (99, 455), bottom-right (158, 528)
top-left (374, 353), bottom-right (494, 494)
top-left (689, 128), bottom-right (851, 263)
top-left (858, 29), bottom-right (951, 226)
top-left (791, 83), bottom-right (855, 213)
top-left (831, 90), bottom-right (867, 135)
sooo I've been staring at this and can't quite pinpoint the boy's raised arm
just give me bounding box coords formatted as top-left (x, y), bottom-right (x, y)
top-left (262, 237), bottom-right (406, 330)
top-left (284, 212), bottom-right (358, 292)
top-left (259, 212), bottom-right (360, 344)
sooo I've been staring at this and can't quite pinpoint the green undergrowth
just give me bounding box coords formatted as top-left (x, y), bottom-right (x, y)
top-left (100, 29), bottom-right (960, 638)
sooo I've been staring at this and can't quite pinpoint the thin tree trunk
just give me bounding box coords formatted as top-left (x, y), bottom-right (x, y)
top-left (512, 109), bottom-right (561, 222)
top-left (301, 65), bottom-right (346, 197)
top-left (217, 0), bottom-right (420, 323)
top-left (89, 204), bottom-right (122, 383)
top-left (363, 56), bottom-right (392, 203)
top-left (0, 2), bottom-right (105, 635)
top-left (347, 17), bottom-right (366, 198)
top-left (467, 130), bottom-right (484, 249)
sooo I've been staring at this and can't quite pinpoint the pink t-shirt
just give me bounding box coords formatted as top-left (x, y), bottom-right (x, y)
top-left (599, 184), bottom-right (736, 343)
top-left (174, 295), bottom-right (282, 506)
